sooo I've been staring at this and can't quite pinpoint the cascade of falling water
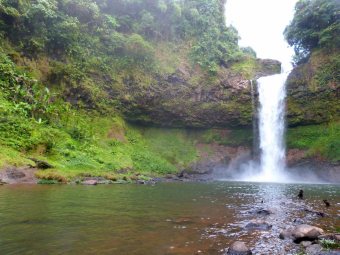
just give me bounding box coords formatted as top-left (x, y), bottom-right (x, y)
top-left (255, 70), bottom-right (288, 182)
top-left (250, 80), bottom-right (259, 158)
top-left (225, 0), bottom-right (297, 182)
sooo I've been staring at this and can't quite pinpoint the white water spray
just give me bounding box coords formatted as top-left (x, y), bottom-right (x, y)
top-left (255, 72), bottom-right (288, 182)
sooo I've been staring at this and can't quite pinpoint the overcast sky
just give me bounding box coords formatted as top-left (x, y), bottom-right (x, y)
top-left (225, 0), bottom-right (298, 67)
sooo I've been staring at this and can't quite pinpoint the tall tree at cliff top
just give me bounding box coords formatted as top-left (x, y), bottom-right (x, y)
top-left (284, 0), bottom-right (340, 64)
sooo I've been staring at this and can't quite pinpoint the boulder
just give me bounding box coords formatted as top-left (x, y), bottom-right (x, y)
top-left (279, 228), bottom-right (294, 240)
top-left (305, 244), bottom-right (322, 255)
top-left (227, 241), bottom-right (252, 255)
top-left (318, 233), bottom-right (340, 242)
top-left (82, 180), bottom-right (98, 185)
top-left (245, 219), bottom-right (272, 230)
top-left (29, 158), bottom-right (53, 169)
top-left (291, 224), bottom-right (324, 243)
top-left (301, 241), bottom-right (312, 247)
top-left (293, 218), bottom-right (305, 225)
top-left (6, 169), bottom-right (25, 179)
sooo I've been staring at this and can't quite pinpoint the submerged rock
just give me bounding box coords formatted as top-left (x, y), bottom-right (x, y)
top-left (293, 218), bottom-right (305, 225)
top-left (227, 241), bottom-right (252, 255)
top-left (245, 219), bottom-right (272, 230)
top-left (304, 208), bottom-right (326, 217)
top-left (246, 208), bottom-right (273, 216)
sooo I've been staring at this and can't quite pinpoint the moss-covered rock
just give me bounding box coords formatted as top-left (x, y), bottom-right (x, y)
top-left (119, 58), bottom-right (281, 128)
top-left (286, 49), bottom-right (340, 126)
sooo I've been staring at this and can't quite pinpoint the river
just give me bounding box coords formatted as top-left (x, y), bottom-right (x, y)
top-left (0, 182), bottom-right (339, 254)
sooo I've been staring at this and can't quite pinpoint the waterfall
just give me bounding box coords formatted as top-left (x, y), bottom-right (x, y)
top-left (224, 0), bottom-right (297, 182)
top-left (250, 80), bottom-right (259, 158)
top-left (256, 71), bottom-right (288, 182)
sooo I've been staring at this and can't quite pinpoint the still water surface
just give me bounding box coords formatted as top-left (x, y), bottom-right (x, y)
top-left (0, 182), bottom-right (339, 254)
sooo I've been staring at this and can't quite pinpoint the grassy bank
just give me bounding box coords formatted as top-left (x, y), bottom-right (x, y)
top-left (287, 122), bottom-right (340, 162)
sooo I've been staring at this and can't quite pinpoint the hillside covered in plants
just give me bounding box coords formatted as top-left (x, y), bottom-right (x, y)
top-left (0, 0), bottom-right (338, 183)
top-left (285, 0), bottom-right (340, 162)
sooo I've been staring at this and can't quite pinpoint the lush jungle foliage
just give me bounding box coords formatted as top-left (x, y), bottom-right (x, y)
top-left (284, 0), bottom-right (340, 64)
top-left (0, 0), bottom-right (338, 182)
top-left (0, 0), bottom-right (244, 72)
top-left (0, 0), bottom-right (257, 181)
top-left (284, 0), bottom-right (339, 162)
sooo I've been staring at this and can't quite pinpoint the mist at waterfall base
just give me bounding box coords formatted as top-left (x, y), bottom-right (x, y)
top-left (214, 65), bottom-right (328, 183)
top-left (214, 68), bottom-right (330, 183)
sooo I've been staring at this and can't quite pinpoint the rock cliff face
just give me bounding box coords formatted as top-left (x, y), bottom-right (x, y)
top-left (119, 59), bottom-right (281, 128)
top-left (286, 50), bottom-right (340, 126)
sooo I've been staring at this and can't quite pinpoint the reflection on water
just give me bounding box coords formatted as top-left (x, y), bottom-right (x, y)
top-left (0, 182), bottom-right (338, 255)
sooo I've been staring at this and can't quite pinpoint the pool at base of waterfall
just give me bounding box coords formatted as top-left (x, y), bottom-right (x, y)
top-left (0, 182), bottom-right (338, 255)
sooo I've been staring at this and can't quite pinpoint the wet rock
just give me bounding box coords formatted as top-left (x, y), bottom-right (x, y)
top-left (318, 233), bottom-right (340, 241)
top-left (291, 224), bottom-right (324, 243)
top-left (82, 180), bottom-right (98, 185)
top-left (256, 209), bottom-right (273, 216)
top-left (301, 241), bottom-right (312, 247)
top-left (177, 170), bottom-right (189, 178)
top-left (174, 217), bottom-right (194, 225)
top-left (6, 169), bottom-right (25, 179)
top-left (304, 208), bottom-right (326, 217)
top-left (318, 252), bottom-right (340, 255)
top-left (245, 219), bottom-right (272, 230)
top-left (136, 179), bottom-right (156, 185)
top-left (136, 180), bottom-right (146, 185)
top-left (0, 167), bottom-right (37, 184)
top-left (279, 229), bottom-right (292, 240)
top-left (29, 158), bottom-right (53, 169)
top-left (293, 218), bottom-right (305, 225)
top-left (305, 244), bottom-right (322, 255)
top-left (82, 177), bottom-right (111, 184)
top-left (165, 174), bottom-right (178, 180)
top-left (247, 208), bottom-right (273, 216)
top-left (227, 241), bottom-right (252, 255)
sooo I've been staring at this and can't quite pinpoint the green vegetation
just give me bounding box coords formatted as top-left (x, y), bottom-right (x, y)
top-left (287, 122), bottom-right (340, 162)
top-left (0, 0), bottom-right (259, 180)
top-left (284, 0), bottom-right (339, 64)
top-left (285, 0), bottom-right (339, 149)
top-left (0, 0), bottom-right (339, 182)
top-left (319, 239), bottom-right (340, 250)
top-left (201, 129), bottom-right (252, 146)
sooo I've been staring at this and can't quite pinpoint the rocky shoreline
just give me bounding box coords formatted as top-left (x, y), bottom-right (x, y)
top-left (224, 194), bottom-right (340, 255)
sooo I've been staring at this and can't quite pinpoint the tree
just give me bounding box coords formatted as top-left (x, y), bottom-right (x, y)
top-left (284, 0), bottom-right (340, 63)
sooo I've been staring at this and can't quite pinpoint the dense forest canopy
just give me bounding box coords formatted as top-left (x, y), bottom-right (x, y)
top-left (0, 0), bottom-right (255, 120)
top-left (284, 0), bottom-right (340, 63)
top-left (0, 0), bottom-right (247, 72)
